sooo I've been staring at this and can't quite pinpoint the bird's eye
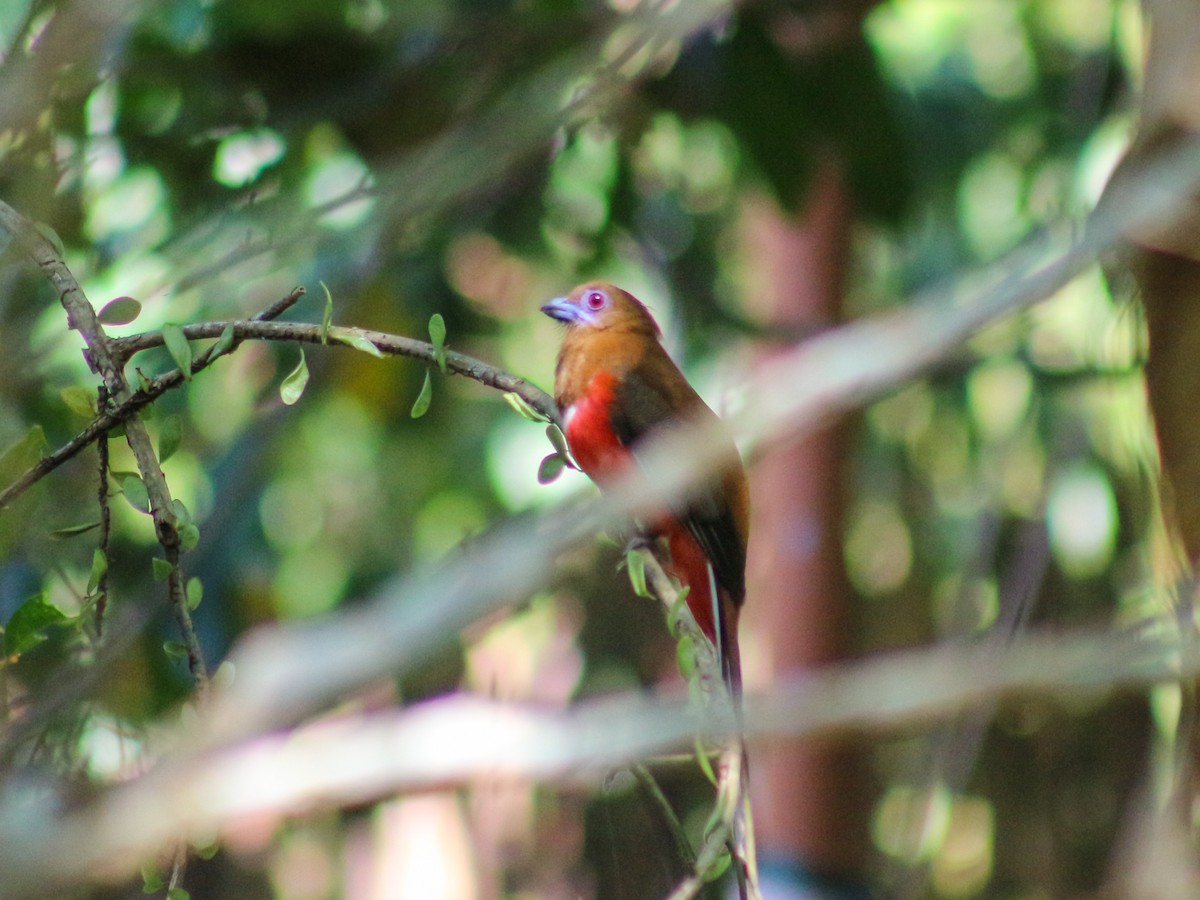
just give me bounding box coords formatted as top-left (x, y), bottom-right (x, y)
top-left (585, 290), bottom-right (608, 311)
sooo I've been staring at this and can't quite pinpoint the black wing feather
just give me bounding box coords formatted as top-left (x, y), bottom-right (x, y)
top-left (610, 371), bottom-right (746, 604)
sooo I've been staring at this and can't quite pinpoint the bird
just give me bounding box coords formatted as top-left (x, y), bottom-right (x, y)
top-left (541, 280), bottom-right (750, 698)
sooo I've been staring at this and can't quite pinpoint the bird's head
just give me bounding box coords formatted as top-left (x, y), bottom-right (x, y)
top-left (541, 281), bottom-right (662, 337)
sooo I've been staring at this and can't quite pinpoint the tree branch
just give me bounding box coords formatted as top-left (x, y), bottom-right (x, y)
top-left (0, 311), bottom-right (559, 510)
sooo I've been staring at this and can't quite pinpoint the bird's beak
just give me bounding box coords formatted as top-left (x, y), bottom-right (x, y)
top-left (540, 296), bottom-right (580, 323)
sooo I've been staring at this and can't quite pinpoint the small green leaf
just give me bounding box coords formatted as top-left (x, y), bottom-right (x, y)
top-left (48, 521), bottom-right (101, 539)
top-left (141, 863), bottom-right (163, 893)
top-left (410, 370), bottom-right (432, 418)
top-left (186, 577), bottom-right (203, 611)
top-left (695, 737), bottom-right (717, 786)
top-left (537, 453), bottom-right (565, 484)
top-left (196, 841), bottom-right (219, 860)
top-left (179, 523), bottom-right (200, 552)
top-left (96, 296), bottom-right (141, 325)
top-left (158, 415), bottom-right (183, 463)
top-left (280, 349), bottom-right (309, 405)
top-left (626, 549), bottom-right (650, 598)
top-left (5, 593), bottom-right (66, 656)
top-left (168, 888), bottom-right (191, 900)
top-left (135, 368), bottom-right (154, 393)
top-left (163, 640), bottom-right (189, 661)
top-left (168, 498), bottom-right (192, 526)
top-left (676, 634), bottom-right (696, 680)
top-left (504, 392), bottom-right (548, 423)
top-left (429, 313), bottom-right (447, 373)
top-left (428, 312), bottom-right (446, 351)
top-left (547, 425), bottom-right (569, 456)
top-left (700, 847), bottom-right (732, 883)
top-left (320, 281), bottom-right (333, 344)
top-left (0, 425), bottom-right (47, 484)
top-left (211, 323), bottom-right (236, 358)
top-left (116, 472), bottom-right (150, 513)
top-left (152, 558), bottom-right (175, 581)
top-left (162, 323), bottom-right (193, 381)
top-left (87, 548), bottom-right (108, 595)
top-left (35, 222), bottom-right (65, 256)
top-left (331, 329), bottom-right (384, 358)
top-left (60, 385), bottom-right (97, 418)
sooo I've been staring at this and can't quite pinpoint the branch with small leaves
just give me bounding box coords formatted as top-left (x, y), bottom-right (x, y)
top-left (0, 199), bottom-right (209, 689)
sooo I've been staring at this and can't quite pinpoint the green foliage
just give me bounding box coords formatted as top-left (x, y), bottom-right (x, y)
top-left (330, 330), bottom-right (384, 358)
top-left (279, 349), bottom-right (310, 405)
top-left (60, 386), bottom-right (97, 419)
top-left (428, 313), bottom-right (447, 373)
top-left (4, 593), bottom-right (66, 657)
top-left (114, 472), bottom-right (150, 513)
top-left (97, 296), bottom-right (142, 325)
top-left (158, 414), bottom-right (183, 463)
top-left (162, 324), bottom-right (193, 380)
top-left (410, 370), bottom-right (433, 418)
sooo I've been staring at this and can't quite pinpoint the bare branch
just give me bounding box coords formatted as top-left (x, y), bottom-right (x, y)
top-left (0, 623), bottom-right (1184, 898)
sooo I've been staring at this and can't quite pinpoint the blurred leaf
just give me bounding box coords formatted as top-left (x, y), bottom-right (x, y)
top-left (211, 323), bottom-right (236, 359)
top-left (700, 847), bottom-right (731, 882)
top-left (168, 888), bottom-right (190, 900)
top-left (5, 593), bottom-right (66, 657)
top-left (537, 452), bottom-right (565, 484)
top-left (87, 548), bottom-right (108, 595)
top-left (547, 424), bottom-right (569, 456)
top-left (0, 425), bottom-right (47, 485)
top-left (331, 329), bottom-right (384, 358)
top-left (96, 296), bottom-right (142, 325)
top-left (152, 558), bottom-right (175, 581)
top-left (162, 323), bottom-right (193, 381)
top-left (429, 313), bottom-right (447, 373)
top-left (60, 386), bottom-right (97, 419)
top-left (676, 633), bottom-right (695, 680)
top-left (169, 498), bottom-right (192, 526)
top-left (411, 370), bottom-right (433, 418)
top-left (186, 577), bottom-right (203, 611)
top-left (162, 641), bottom-right (188, 661)
top-left (280, 349), bottom-right (309, 405)
top-left (504, 392), bottom-right (548, 422)
top-left (158, 415), bottom-right (183, 463)
top-left (694, 737), bottom-right (717, 786)
top-left (49, 521), bottom-right (101, 539)
top-left (135, 368), bottom-right (154, 393)
top-left (625, 548), bottom-right (650, 597)
top-left (320, 280), bottom-right (333, 343)
top-left (140, 864), bottom-right (163, 894)
top-left (179, 523), bottom-right (200, 552)
top-left (116, 472), bottom-right (150, 513)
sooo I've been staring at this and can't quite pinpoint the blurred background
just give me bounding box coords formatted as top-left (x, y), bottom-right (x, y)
top-left (0, 0), bottom-right (1184, 897)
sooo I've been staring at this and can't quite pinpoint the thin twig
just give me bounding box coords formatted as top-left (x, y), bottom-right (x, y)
top-left (94, 386), bottom-right (111, 637)
top-left (632, 763), bottom-right (697, 871)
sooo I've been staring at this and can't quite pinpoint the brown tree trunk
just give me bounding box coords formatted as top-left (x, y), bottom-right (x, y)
top-left (742, 162), bottom-right (871, 887)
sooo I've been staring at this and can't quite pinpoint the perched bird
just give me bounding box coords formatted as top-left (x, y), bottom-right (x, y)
top-left (541, 281), bottom-right (750, 696)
